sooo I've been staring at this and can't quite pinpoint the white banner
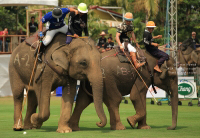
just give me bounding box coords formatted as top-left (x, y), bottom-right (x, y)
top-left (146, 85), bottom-right (166, 98)
top-left (0, 54), bottom-right (12, 97)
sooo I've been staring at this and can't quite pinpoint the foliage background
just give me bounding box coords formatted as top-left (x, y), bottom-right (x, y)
top-left (0, 0), bottom-right (199, 45)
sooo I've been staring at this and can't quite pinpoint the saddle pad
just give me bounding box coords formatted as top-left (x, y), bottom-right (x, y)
top-left (135, 47), bottom-right (146, 62)
top-left (114, 46), bottom-right (130, 63)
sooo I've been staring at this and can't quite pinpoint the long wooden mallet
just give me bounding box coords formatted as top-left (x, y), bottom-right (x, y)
top-left (123, 51), bottom-right (158, 103)
top-left (16, 41), bottom-right (42, 130)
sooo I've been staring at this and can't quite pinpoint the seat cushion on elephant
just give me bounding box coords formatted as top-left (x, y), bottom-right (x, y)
top-left (135, 47), bottom-right (146, 63)
top-left (25, 27), bottom-right (47, 49)
top-left (114, 46), bottom-right (130, 63)
top-left (191, 50), bottom-right (198, 63)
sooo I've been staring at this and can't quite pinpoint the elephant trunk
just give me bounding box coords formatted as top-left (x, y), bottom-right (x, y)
top-left (168, 76), bottom-right (178, 130)
top-left (88, 68), bottom-right (107, 127)
top-left (197, 55), bottom-right (200, 66)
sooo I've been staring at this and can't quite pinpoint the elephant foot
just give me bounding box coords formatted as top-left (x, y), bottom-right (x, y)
top-left (69, 123), bottom-right (80, 131)
top-left (24, 124), bottom-right (34, 130)
top-left (167, 126), bottom-right (176, 130)
top-left (24, 119), bottom-right (34, 130)
top-left (110, 122), bottom-right (126, 130)
top-left (13, 124), bottom-right (24, 131)
top-left (127, 116), bottom-right (137, 128)
top-left (31, 113), bottom-right (43, 129)
top-left (57, 126), bottom-right (72, 133)
top-left (137, 124), bottom-right (151, 129)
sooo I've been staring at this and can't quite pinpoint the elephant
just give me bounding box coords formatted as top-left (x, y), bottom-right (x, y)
top-left (69, 48), bottom-right (178, 130)
top-left (179, 39), bottom-right (200, 75)
top-left (9, 33), bottom-right (107, 133)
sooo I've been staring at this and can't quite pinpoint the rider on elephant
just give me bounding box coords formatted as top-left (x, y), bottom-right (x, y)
top-left (116, 12), bottom-right (145, 69)
top-left (36, 6), bottom-right (78, 62)
top-left (190, 31), bottom-right (200, 49)
top-left (143, 21), bottom-right (169, 72)
top-left (66, 3), bottom-right (89, 44)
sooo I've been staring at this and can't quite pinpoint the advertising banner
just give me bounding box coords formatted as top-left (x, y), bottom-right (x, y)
top-left (178, 77), bottom-right (197, 98)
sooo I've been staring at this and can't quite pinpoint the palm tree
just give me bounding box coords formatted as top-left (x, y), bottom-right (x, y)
top-left (133, 0), bottom-right (160, 22)
top-left (116, 0), bottom-right (129, 10)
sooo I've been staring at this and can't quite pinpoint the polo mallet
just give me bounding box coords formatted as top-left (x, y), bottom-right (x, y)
top-left (16, 39), bottom-right (42, 129)
top-left (123, 51), bottom-right (158, 103)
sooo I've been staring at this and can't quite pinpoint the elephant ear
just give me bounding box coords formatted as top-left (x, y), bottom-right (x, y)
top-left (51, 47), bottom-right (69, 70)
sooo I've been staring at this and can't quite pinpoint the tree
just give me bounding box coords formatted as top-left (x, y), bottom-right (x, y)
top-left (133, 0), bottom-right (160, 22)
top-left (0, 7), bottom-right (16, 32)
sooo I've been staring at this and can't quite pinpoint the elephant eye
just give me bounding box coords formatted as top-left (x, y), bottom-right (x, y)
top-left (80, 60), bottom-right (88, 67)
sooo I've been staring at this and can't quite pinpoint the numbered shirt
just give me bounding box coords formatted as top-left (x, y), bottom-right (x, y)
top-left (117, 22), bottom-right (134, 43)
top-left (42, 8), bottom-right (70, 29)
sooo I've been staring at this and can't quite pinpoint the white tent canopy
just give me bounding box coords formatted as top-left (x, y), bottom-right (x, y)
top-left (0, 0), bottom-right (58, 6)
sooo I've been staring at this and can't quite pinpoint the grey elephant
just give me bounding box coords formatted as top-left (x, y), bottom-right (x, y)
top-left (9, 34), bottom-right (107, 133)
top-left (179, 39), bottom-right (200, 75)
top-left (69, 48), bottom-right (178, 130)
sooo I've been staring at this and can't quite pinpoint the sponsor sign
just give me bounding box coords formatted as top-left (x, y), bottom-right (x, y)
top-left (178, 77), bottom-right (197, 98)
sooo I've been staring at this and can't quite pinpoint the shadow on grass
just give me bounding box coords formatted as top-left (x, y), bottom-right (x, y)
top-left (38, 125), bottom-right (187, 132)
top-left (126, 125), bottom-right (187, 130)
top-left (39, 126), bottom-right (112, 133)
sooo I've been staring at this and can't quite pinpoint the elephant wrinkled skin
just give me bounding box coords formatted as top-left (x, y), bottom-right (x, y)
top-left (70, 49), bottom-right (178, 130)
top-left (9, 33), bottom-right (107, 132)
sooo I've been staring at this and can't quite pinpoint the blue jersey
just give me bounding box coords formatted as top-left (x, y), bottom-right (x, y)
top-left (42, 8), bottom-right (70, 29)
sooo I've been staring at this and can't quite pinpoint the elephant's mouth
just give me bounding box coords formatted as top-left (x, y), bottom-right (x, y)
top-left (74, 73), bottom-right (87, 80)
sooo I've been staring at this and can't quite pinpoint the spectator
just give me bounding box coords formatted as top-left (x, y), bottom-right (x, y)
top-left (109, 33), bottom-right (114, 43)
top-left (66, 3), bottom-right (88, 44)
top-left (29, 16), bottom-right (38, 35)
top-left (104, 37), bottom-right (114, 51)
top-left (17, 28), bottom-right (26, 43)
top-left (0, 28), bottom-right (8, 52)
top-left (189, 32), bottom-right (199, 49)
top-left (97, 31), bottom-right (106, 49)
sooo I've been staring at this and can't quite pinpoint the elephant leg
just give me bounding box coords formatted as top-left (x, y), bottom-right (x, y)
top-left (103, 80), bottom-right (125, 130)
top-left (104, 96), bottom-right (125, 130)
top-left (69, 85), bottom-right (93, 131)
top-left (11, 73), bottom-right (25, 131)
top-left (57, 78), bottom-right (77, 133)
top-left (128, 81), bottom-right (150, 129)
top-left (30, 80), bottom-right (52, 129)
top-left (24, 90), bottom-right (38, 129)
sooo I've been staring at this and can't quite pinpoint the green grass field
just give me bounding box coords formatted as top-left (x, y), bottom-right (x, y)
top-left (0, 96), bottom-right (200, 138)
